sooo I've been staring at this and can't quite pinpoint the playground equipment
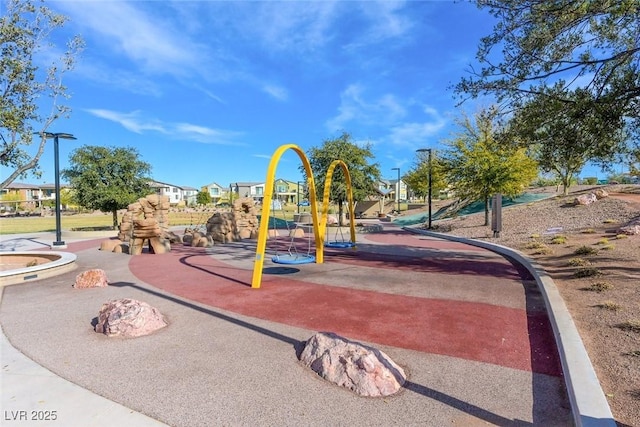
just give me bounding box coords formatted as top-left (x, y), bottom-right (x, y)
top-left (251, 145), bottom-right (356, 288)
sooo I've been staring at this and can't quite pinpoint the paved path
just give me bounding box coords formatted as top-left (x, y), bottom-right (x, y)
top-left (1, 224), bottom-right (574, 426)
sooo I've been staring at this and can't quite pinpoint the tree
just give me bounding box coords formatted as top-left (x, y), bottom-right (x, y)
top-left (456, 1), bottom-right (640, 139)
top-left (62, 146), bottom-right (152, 228)
top-left (441, 108), bottom-right (538, 225)
top-left (1, 0), bottom-right (84, 189)
top-left (196, 190), bottom-right (212, 206)
top-left (509, 84), bottom-right (628, 195)
top-left (402, 152), bottom-right (446, 202)
top-left (303, 132), bottom-right (381, 224)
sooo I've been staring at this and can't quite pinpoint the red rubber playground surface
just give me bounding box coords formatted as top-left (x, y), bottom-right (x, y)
top-left (127, 224), bottom-right (562, 378)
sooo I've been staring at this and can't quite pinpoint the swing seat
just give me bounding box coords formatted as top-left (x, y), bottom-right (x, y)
top-left (272, 254), bottom-right (316, 265)
top-left (325, 241), bottom-right (356, 248)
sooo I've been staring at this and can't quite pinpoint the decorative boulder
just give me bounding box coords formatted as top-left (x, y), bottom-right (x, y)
top-left (99, 239), bottom-right (122, 252)
top-left (594, 189), bottom-right (609, 199)
top-left (299, 332), bottom-right (406, 397)
top-left (574, 193), bottom-right (597, 205)
top-left (74, 269), bottom-right (109, 289)
top-left (95, 298), bottom-right (167, 338)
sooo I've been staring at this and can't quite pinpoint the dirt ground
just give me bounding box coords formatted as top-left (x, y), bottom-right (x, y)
top-left (533, 193), bottom-right (640, 427)
top-left (420, 187), bottom-right (640, 426)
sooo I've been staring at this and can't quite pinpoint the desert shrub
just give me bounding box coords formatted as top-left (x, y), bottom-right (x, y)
top-left (603, 219), bottom-right (616, 224)
top-left (616, 320), bottom-right (640, 333)
top-left (568, 258), bottom-right (590, 266)
top-left (615, 234), bottom-right (629, 240)
top-left (584, 282), bottom-right (613, 292)
top-left (601, 244), bottom-right (615, 251)
top-left (524, 241), bottom-right (546, 249)
top-left (582, 228), bottom-right (596, 234)
top-left (550, 235), bottom-right (567, 244)
top-left (574, 245), bottom-right (598, 255)
top-left (530, 233), bottom-right (541, 239)
top-left (596, 301), bottom-right (621, 311)
top-left (574, 267), bottom-right (602, 278)
top-left (531, 247), bottom-right (553, 255)
top-left (597, 238), bottom-right (610, 245)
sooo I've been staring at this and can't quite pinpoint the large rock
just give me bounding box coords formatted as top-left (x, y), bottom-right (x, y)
top-left (299, 332), bottom-right (406, 397)
top-left (74, 269), bottom-right (109, 289)
top-left (95, 298), bottom-right (167, 338)
top-left (574, 193), bottom-right (597, 205)
top-left (619, 224), bottom-right (640, 235)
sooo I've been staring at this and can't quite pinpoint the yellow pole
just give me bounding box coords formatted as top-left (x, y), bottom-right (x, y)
top-left (319, 160), bottom-right (357, 247)
top-left (251, 144), bottom-right (322, 289)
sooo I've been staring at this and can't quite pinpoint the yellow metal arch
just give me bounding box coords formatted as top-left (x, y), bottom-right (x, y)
top-left (251, 144), bottom-right (323, 289)
top-left (319, 160), bottom-right (356, 247)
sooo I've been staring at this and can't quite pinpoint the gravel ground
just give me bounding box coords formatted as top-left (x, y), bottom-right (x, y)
top-left (413, 184), bottom-right (640, 426)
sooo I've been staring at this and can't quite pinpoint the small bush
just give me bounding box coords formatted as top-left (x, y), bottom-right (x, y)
top-left (574, 245), bottom-right (598, 255)
top-left (568, 258), bottom-right (590, 266)
top-left (530, 233), bottom-right (541, 239)
top-left (596, 301), bottom-right (621, 311)
top-left (615, 234), bottom-right (629, 240)
top-left (531, 247), bottom-right (553, 255)
top-left (582, 228), bottom-right (597, 234)
top-left (574, 267), bottom-right (602, 278)
top-left (603, 219), bottom-right (616, 224)
top-left (616, 320), bottom-right (640, 333)
top-left (550, 235), bottom-right (567, 244)
top-left (601, 244), bottom-right (615, 251)
top-left (584, 282), bottom-right (613, 292)
top-left (524, 241), bottom-right (546, 250)
top-left (597, 238), bottom-right (610, 245)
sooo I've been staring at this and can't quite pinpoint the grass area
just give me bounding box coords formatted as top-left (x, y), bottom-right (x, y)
top-left (0, 205), bottom-right (317, 235)
top-left (0, 212), bottom-right (206, 235)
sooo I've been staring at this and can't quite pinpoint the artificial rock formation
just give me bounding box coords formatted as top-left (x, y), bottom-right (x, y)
top-left (118, 194), bottom-right (171, 255)
top-left (206, 197), bottom-right (259, 243)
top-left (574, 193), bottom-right (598, 206)
top-left (299, 332), bottom-right (406, 397)
top-left (74, 269), bottom-right (109, 289)
top-left (95, 298), bottom-right (167, 338)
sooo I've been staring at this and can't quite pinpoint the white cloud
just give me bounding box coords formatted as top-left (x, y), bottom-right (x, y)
top-left (86, 109), bottom-right (244, 145)
top-left (56, 1), bottom-right (204, 77)
top-left (85, 109), bottom-right (166, 134)
top-left (262, 84), bottom-right (288, 101)
top-left (325, 84), bottom-right (406, 131)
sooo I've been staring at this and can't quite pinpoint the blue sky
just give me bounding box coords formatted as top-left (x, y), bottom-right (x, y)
top-left (6, 0), bottom-right (608, 189)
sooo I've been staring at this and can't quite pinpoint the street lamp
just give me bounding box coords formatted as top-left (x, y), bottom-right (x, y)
top-left (297, 181), bottom-right (302, 213)
top-left (39, 132), bottom-right (77, 248)
top-left (391, 167), bottom-right (400, 213)
top-left (416, 148), bottom-right (433, 229)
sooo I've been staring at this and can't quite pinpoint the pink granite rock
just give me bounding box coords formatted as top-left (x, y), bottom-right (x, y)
top-left (74, 269), bottom-right (109, 289)
top-left (95, 298), bottom-right (167, 338)
top-left (574, 193), bottom-right (597, 205)
top-left (299, 332), bottom-right (406, 397)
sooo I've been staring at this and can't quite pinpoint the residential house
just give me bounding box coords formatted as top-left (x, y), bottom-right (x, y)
top-left (230, 182), bottom-right (266, 203)
top-left (389, 178), bottom-right (407, 202)
top-left (0, 182), bottom-right (64, 211)
top-left (202, 182), bottom-right (227, 204)
top-left (274, 179), bottom-right (301, 204)
top-left (149, 180), bottom-right (198, 206)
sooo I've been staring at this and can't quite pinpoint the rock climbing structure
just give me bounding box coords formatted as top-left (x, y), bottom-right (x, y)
top-left (205, 197), bottom-right (259, 243)
top-left (118, 194), bottom-right (172, 255)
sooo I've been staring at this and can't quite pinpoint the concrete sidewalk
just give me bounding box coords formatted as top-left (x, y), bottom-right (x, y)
top-left (0, 226), bottom-right (614, 426)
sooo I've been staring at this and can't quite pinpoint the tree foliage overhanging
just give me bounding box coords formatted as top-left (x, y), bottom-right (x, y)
top-left (457, 1), bottom-right (640, 126)
top-left (1, 0), bottom-right (84, 188)
top-left (62, 146), bottom-right (152, 228)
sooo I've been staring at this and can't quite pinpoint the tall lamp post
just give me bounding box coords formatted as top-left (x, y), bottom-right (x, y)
top-left (416, 148), bottom-right (433, 229)
top-left (40, 132), bottom-right (77, 248)
top-left (297, 181), bottom-right (302, 214)
top-left (391, 167), bottom-right (400, 213)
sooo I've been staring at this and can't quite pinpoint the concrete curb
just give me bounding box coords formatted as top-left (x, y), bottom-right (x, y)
top-left (403, 227), bottom-right (616, 427)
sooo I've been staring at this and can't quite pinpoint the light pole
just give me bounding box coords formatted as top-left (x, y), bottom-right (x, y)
top-left (391, 167), bottom-right (400, 213)
top-left (416, 148), bottom-right (433, 229)
top-left (297, 181), bottom-right (302, 213)
top-left (40, 132), bottom-right (77, 248)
